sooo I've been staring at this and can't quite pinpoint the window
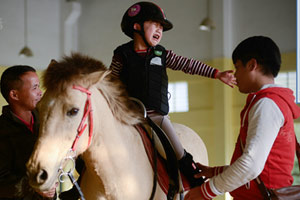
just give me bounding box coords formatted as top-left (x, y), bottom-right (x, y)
top-left (275, 71), bottom-right (296, 95)
top-left (275, 71), bottom-right (300, 185)
top-left (292, 123), bottom-right (300, 185)
top-left (168, 82), bottom-right (189, 113)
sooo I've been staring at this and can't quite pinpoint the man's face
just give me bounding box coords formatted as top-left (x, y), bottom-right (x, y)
top-left (234, 60), bottom-right (251, 94)
top-left (16, 71), bottom-right (42, 111)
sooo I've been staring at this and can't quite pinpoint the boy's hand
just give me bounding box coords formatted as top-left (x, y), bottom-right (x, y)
top-left (185, 163), bottom-right (220, 200)
top-left (184, 186), bottom-right (206, 200)
top-left (216, 70), bottom-right (237, 88)
top-left (185, 181), bottom-right (217, 200)
top-left (194, 163), bottom-right (214, 179)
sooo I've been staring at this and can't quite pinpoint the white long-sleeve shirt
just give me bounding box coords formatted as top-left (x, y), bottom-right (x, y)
top-left (211, 84), bottom-right (284, 195)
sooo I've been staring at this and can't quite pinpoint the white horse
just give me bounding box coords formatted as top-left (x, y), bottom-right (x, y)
top-left (27, 54), bottom-right (208, 200)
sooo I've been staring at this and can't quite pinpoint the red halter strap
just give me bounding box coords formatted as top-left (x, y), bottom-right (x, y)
top-left (71, 85), bottom-right (94, 152)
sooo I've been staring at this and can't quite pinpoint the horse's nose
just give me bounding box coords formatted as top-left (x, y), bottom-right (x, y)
top-left (37, 169), bottom-right (48, 184)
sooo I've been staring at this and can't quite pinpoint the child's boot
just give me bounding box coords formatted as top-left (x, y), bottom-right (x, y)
top-left (178, 150), bottom-right (205, 188)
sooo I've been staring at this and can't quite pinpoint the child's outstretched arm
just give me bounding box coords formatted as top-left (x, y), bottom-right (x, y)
top-left (215, 70), bottom-right (237, 88)
top-left (166, 50), bottom-right (236, 88)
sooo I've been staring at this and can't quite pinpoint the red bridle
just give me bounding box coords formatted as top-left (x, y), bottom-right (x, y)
top-left (71, 85), bottom-right (94, 152)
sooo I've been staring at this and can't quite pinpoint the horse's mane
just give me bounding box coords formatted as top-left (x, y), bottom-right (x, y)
top-left (43, 53), bottom-right (144, 125)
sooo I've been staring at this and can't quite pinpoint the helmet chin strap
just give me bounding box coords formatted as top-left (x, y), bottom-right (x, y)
top-left (134, 23), bottom-right (151, 49)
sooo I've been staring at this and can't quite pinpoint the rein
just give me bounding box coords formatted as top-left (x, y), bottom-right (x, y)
top-left (58, 85), bottom-right (94, 200)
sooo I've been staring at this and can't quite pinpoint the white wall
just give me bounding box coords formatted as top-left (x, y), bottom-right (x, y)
top-left (78, 0), bottom-right (213, 66)
top-left (79, 0), bottom-right (297, 66)
top-left (0, 0), bottom-right (62, 69)
top-left (0, 0), bottom-right (296, 69)
top-left (230, 0), bottom-right (296, 53)
top-left (210, 0), bottom-right (296, 59)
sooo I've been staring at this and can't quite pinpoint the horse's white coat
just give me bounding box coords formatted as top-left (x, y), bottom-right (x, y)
top-left (27, 63), bottom-right (208, 200)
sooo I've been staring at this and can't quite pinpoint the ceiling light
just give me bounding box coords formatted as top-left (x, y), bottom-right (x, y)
top-left (19, 46), bottom-right (33, 57)
top-left (199, 17), bottom-right (215, 31)
top-left (199, 0), bottom-right (215, 31)
top-left (19, 0), bottom-right (33, 57)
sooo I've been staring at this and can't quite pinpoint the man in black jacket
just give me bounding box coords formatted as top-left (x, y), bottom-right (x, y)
top-left (0, 65), bottom-right (56, 199)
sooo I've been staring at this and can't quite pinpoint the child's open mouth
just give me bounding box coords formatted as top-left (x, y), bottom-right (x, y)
top-left (153, 34), bottom-right (160, 40)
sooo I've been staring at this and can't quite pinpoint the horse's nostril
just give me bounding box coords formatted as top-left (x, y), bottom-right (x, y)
top-left (37, 169), bottom-right (48, 184)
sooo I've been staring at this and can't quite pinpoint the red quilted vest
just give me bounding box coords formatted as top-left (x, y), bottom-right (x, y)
top-left (230, 87), bottom-right (300, 200)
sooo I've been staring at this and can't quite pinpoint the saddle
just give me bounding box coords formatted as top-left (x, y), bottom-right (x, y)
top-left (135, 118), bottom-right (192, 200)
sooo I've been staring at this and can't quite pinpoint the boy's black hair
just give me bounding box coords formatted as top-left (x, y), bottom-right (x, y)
top-left (232, 36), bottom-right (281, 77)
top-left (0, 65), bottom-right (36, 103)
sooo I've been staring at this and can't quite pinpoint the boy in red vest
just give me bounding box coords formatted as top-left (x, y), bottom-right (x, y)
top-left (185, 36), bottom-right (300, 199)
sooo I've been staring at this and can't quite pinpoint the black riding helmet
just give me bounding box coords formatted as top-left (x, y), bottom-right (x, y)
top-left (121, 1), bottom-right (173, 39)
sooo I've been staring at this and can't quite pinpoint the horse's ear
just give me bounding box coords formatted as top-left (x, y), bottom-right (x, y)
top-left (89, 70), bottom-right (110, 85)
top-left (48, 59), bottom-right (58, 68)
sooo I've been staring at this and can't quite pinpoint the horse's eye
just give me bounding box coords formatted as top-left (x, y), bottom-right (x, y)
top-left (67, 108), bottom-right (79, 116)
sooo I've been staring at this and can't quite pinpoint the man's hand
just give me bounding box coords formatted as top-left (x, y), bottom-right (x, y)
top-left (184, 186), bottom-right (205, 200)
